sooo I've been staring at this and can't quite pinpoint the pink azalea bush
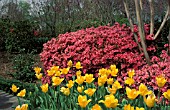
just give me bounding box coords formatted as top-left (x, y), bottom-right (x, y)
top-left (132, 48), bottom-right (170, 93)
top-left (40, 23), bottom-right (156, 83)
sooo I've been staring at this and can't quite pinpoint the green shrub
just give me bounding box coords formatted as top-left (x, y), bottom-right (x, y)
top-left (9, 52), bottom-right (36, 82)
top-left (5, 20), bottom-right (37, 53)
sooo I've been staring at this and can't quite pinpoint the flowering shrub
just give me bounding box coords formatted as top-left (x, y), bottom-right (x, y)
top-left (11, 63), bottom-right (170, 110)
top-left (132, 49), bottom-right (170, 94)
top-left (40, 23), bottom-right (155, 81)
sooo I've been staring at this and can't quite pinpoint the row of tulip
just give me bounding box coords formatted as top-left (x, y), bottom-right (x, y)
top-left (11, 61), bottom-right (170, 110)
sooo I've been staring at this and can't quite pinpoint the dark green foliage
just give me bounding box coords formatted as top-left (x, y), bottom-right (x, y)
top-left (5, 20), bottom-right (37, 53)
top-left (9, 52), bottom-right (36, 82)
top-left (0, 76), bottom-right (35, 94)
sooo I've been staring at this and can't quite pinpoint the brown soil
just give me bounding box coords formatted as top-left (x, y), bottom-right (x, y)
top-left (0, 51), bottom-right (42, 80)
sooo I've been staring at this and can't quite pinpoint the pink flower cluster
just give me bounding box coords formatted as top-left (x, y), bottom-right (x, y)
top-left (131, 49), bottom-right (170, 93)
top-left (40, 23), bottom-right (155, 80)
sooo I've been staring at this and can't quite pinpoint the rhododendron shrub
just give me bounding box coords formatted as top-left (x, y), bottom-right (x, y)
top-left (40, 23), bottom-right (155, 81)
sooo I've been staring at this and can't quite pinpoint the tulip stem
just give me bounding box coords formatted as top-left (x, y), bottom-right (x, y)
top-left (17, 97), bottom-right (21, 105)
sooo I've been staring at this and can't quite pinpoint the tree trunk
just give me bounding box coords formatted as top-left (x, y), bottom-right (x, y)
top-left (123, 0), bottom-right (142, 53)
top-left (134, 0), bottom-right (151, 65)
top-left (149, 0), bottom-right (154, 35)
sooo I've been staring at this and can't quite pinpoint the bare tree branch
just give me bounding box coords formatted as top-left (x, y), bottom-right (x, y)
top-left (134, 0), bottom-right (151, 65)
top-left (154, 5), bottom-right (169, 40)
top-left (149, 0), bottom-right (154, 35)
top-left (123, 0), bottom-right (142, 53)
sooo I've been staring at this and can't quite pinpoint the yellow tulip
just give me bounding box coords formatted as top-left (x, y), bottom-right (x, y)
top-left (77, 86), bottom-right (84, 93)
top-left (156, 75), bottom-right (167, 88)
top-left (125, 77), bottom-right (135, 86)
top-left (17, 89), bottom-right (26, 97)
top-left (98, 68), bottom-right (108, 76)
top-left (67, 60), bottom-right (73, 67)
top-left (163, 89), bottom-right (170, 100)
top-left (66, 80), bottom-right (74, 88)
top-left (108, 86), bottom-right (117, 95)
top-left (78, 95), bottom-right (91, 108)
top-left (15, 104), bottom-right (28, 110)
top-left (139, 83), bottom-right (152, 96)
top-left (107, 78), bottom-right (114, 85)
top-left (51, 66), bottom-right (59, 70)
top-left (75, 76), bottom-right (85, 85)
top-left (60, 67), bottom-right (70, 74)
top-left (113, 80), bottom-right (122, 89)
top-left (91, 104), bottom-right (102, 110)
top-left (52, 76), bottom-right (64, 86)
top-left (75, 70), bottom-right (81, 76)
top-left (124, 104), bottom-right (134, 110)
top-left (85, 74), bottom-right (95, 84)
top-left (75, 62), bottom-right (83, 69)
top-left (40, 83), bottom-right (48, 93)
top-left (60, 87), bottom-right (70, 96)
top-left (98, 75), bottom-right (107, 86)
top-left (35, 73), bottom-right (43, 79)
top-left (34, 67), bottom-right (41, 74)
top-left (99, 94), bottom-right (118, 108)
top-left (11, 84), bottom-right (19, 93)
top-left (143, 92), bottom-right (156, 108)
top-left (136, 107), bottom-right (145, 110)
top-left (54, 70), bottom-right (61, 76)
top-left (47, 70), bottom-right (55, 76)
top-left (128, 69), bottom-right (135, 78)
top-left (126, 87), bottom-right (139, 100)
top-left (110, 64), bottom-right (117, 71)
top-left (84, 88), bottom-right (96, 96)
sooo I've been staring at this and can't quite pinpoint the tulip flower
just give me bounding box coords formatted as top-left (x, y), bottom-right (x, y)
top-left (128, 69), bottom-right (135, 78)
top-left (91, 104), bottom-right (102, 110)
top-left (99, 94), bottom-right (118, 108)
top-left (110, 65), bottom-right (118, 77)
top-left (77, 86), bottom-right (84, 93)
top-left (40, 83), bottom-right (48, 93)
top-left (113, 80), bottom-right (122, 89)
top-left (136, 107), bottom-right (145, 110)
top-left (143, 92), bottom-right (156, 108)
top-left (75, 76), bottom-right (85, 85)
top-left (47, 70), bottom-right (55, 76)
top-left (124, 104), bottom-right (134, 110)
top-left (35, 73), bottom-right (42, 79)
top-left (11, 84), bottom-right (19, 93)
top-left (85, 74), bottom-right (95, 84)
top-left (163, 89), bottom-right (170, 100)
top-left (15, 104), bottom-right (28, 110)
top-left (66, 80), bottom-right (74, 88)
top-left (67, 60), bottom-right (73, 67)
top-left (84, 88), bottom-right (96, 96)
top-left (139, 83), bottom-right (152, 96)
top-left (60, 87), bottom-right (70, 96)
top-left (108, 86), bottom-right (117, 95)
top-left (156, 75), bottom-right (167, 88)
top-left (126, 87), bottom-right (139, 100)
top-left (75, 62), bottom-right (83, 69)
top-left (60, 67), bottom-right (70, 74)
top-left (78, 95), bottom-right (91, 108)
top-left (98, 68), bottom-right (108, 76)
top-left (34, 67), bottom-right (41, 74)
top-left (98, 75), bottom-right (107, 86)
top-left (125, 77), bottom-right (135, 86)
top-left (76, 70), bottom-right (82, 76)
top-left (107, 78), bottom-right (114, 85)
top-left (52, 76), bottom-right (64, 86)
top-left (17, 89), bottom-right (26, 97)
top-left (50, 66), bottom-right (59, 71)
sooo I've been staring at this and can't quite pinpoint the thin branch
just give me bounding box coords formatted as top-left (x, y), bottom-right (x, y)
top-left (123, 0), bottom-right (142, 53)
top-left (149, 0), bottom-right (154, 35)
top-left (153, 6), bottom-right (169, 40)
top-left (134, 0), bottom-right (151, 65)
